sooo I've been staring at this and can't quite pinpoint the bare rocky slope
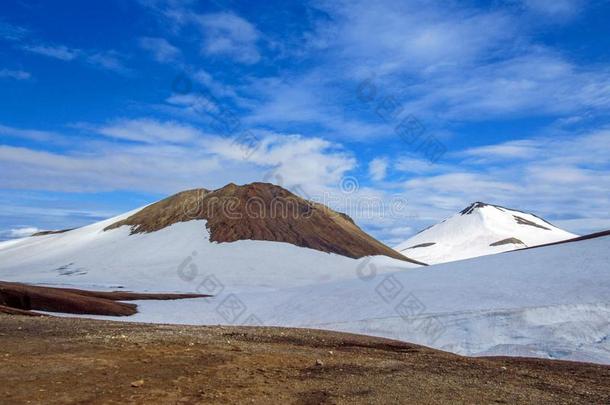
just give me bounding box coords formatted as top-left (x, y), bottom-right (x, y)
top-left (105, 182), bottom-right (420, 263)
top-left (1, 315), bottom-right (608, 404)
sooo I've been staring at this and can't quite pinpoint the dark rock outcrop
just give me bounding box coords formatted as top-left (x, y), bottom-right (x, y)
top-left (490, 237), bottom-right (525, 247)
top-left (0, 281), bottom-right (209, 317)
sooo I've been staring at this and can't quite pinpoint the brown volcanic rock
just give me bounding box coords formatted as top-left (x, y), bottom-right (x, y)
top-left (46, 286), bottom-right (208, 302)
top-left (0, 282), bottom-right (209, 317)
top-left (32, 229), bottom-right (73, 236)
top-left (0, 281), bottom-right (137, 316)
top-left (105, 182), bottom-right (421, 264)
top-left (490, 237), bottom-right (525, 247)
top-left (0, 304), bottom-right (46, 316)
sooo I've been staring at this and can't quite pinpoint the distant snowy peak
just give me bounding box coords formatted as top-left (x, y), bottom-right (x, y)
top-left (395, 202), bottom-right (577, 265)
top-left (459, 202), bottom-right (554, 230)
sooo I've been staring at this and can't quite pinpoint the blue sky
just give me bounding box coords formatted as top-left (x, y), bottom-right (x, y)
top-left (1, 0), bottom-right (610, 243)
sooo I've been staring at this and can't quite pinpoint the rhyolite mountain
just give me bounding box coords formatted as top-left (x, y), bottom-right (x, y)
top-left (104, 182), bottom-right (416, 263)
top-left (394, 202), bottom-right (577, 264)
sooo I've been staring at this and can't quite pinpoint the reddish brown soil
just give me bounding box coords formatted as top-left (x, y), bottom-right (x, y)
top-left (0, 315), bottom-right (608, 404)
top-left (105, 183), bottom-right (421, 264)
top-left (0, 281), bottom-right (208, 317)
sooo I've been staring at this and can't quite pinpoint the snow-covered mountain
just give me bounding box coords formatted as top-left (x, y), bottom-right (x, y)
top-left (394, 202), bottom-right (577, 264)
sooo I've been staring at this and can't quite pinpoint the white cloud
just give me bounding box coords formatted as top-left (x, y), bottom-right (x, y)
top-left (369, 157), bottom-right (388, 181)
top-left (404, 172), bottom-right (518, 197)
top-left (197, 12), bottom-right (260, 64)
top-left (138, 3), bottom-right (263, 64)
top-left (554, 217), bottom-right (610, 235)
top-left (243, 71), bottom-right (392, 141)
top-left (23, 44), bottom-right (79, 61)
top-left (94, 118), bottom-right (205, 143)
top-left (394, 156), bottom-right (448, 174)
top-left (205, 132), bottom-right (356, 192)
top-left (379, 225), bottom-right (414, 246)
top-left (523, 0), bottom-right (582, 18)
top-left (138, 36), bottom-right (181, 62)
top-left (2, 226), bottom-right (40, 238)
top-left (0, 122), bottom-right (355, 196)
top-left (0, 20), bottom-right (29, 41)
top-left (86, 51), bottom-right (130, 74)
top-left (22, 43), bottom-right (129, 74)
top-left (193, 69), bottom-right (241, 100)
top-left (7, 17), bottom-right (128, 73)
top-left (165, 93), bottom-right (220, 115)
top-left (408, 51), bottom-right (610, 119)
top-left (459, 139), bottom-right (542, 162)
top-left (0, 124), bottom-right (56, 141)
top-left (0, 69), bottom-right (31, 80)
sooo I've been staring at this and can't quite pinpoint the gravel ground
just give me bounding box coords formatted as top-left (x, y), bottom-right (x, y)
top-left (0, 315), bottom-right (608, 404)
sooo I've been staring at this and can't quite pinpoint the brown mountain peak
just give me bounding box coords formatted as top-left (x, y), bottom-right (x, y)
top-left (105, 182), bottom-right (422, 264)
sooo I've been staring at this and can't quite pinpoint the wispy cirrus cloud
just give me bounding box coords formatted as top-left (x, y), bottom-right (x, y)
top-left (21, 42), bottom-right (130, 74)
top-left (138, 36), bottom-right (181, 62)
top-left (0, 20), bottom-right (29, 41)
top-left (369, 157), bottom-right (388, 181)
top-left (312, 0), bottom-right (516, 77)
top-left (522, 0), bottom-right (583, 18)
top-left (93, 118), bottom-right (205, 143)
top-left (403, 51), bottom-right (610, 120)
top-left (0, 124), bottom-right (56, 141)
top-left (140, 2), bottom-right (261, 64)
top-left (1, 16), bottom-right (130, 74)
top-left (22, 44), bottom-right (79, 61)
top-left (86, 51), bottom-right (130, 74)
top-left (196, 12), bottom-right (261, 64)
top-left (0, 68), bottom-right (31, 80)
